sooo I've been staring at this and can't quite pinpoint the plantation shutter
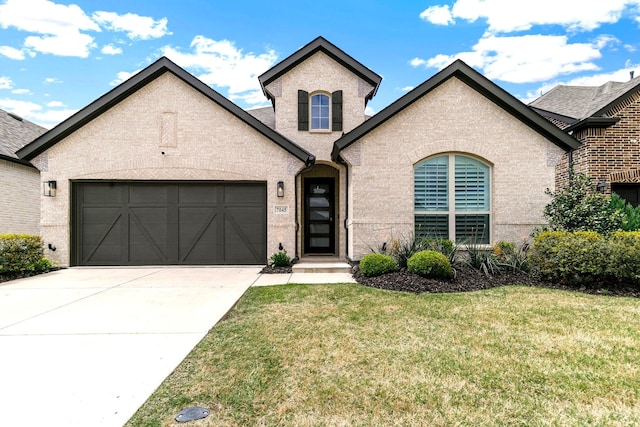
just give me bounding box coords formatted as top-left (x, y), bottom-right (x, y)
top-left (298, 90), bottom-right (309, 131)
top-left (332, 90), bottom-right (343, 131)
top-left (454, 155), bottom-right (489, 211)
top-left (414, 156), bottom-right (448, 211)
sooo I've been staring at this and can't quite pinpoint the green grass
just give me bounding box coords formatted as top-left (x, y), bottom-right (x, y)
top-left (127, 284), bottom-right (640, 427)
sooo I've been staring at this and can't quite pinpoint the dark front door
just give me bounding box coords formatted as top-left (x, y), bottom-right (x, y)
top-left (304, 178), bottom-right (335, 254)
top-left (72, 181), bottom-right (266, 266)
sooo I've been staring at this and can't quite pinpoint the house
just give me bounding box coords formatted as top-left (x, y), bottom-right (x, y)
top-left (0, 109), bottom-right (46, 234)
top-left (17, 37), bottom-right (578, 267)
top-left (530, 75), bottom-right (640, 206)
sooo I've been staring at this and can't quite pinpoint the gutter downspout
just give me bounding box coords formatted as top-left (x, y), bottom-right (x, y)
top-left (293, 155), bottom-right (316, 263)
top-left (336, 155), bottom-right (350, 261)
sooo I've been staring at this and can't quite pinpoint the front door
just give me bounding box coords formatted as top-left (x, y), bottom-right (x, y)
top-left (304, 178), bottom-right (335, 254)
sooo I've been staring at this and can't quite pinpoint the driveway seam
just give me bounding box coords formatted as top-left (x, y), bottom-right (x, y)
top-left (0, 269), bottom-right (163, 332)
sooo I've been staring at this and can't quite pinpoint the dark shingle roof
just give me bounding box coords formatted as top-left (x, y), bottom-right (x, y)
top-left (17, 56), bottom-right (314, 166)
top-left (332, 59), bottom-right (579, 161)
top-left (529, 76), bottom-right (640, 120)
top-left (258, 36), bottom-right (382, 103)
top-left (0, 109), bottom-right (47, 165)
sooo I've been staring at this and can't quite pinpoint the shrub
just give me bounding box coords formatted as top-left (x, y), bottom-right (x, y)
top-left (359, 253), bottom-right (397, 277)
top-left (386, 234), bottom-right (457, 268)
top-left (0, 234), bottom-right (53, 275)
top-left (407, 250), bottom-right (453, 279)
top-left (528, 231), bottom-right (606, 286)
top-left (269, 249), bottom-right (291, 267)
top-left (610, 193), bottom-right (640, 231)
top-left (465, 242), bottom-right (500, 276)
top-left (604, 231), bottom-right (640, 286)
top-left (544, 173), bottom-right (623, 234)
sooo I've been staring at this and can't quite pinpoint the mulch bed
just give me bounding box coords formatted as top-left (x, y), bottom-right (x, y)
top-left (353, 264), bottom-right (640, 298)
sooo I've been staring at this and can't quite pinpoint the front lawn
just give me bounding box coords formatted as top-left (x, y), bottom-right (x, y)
top-left (127, 284), bottom-right (640, 427)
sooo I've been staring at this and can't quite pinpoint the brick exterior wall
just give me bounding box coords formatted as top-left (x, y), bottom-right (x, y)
top-left (0, 159), bottom-right (40, 235)
top-left (342, 78), bottom-right (566, 260)
top-left (555, 91), bottom-right (640, 191)
top-left (31, 73), bottom-right (307, 266)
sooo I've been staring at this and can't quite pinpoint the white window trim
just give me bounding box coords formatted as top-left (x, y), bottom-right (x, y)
top-left (309, 92), bottom-right (331, 132)
top-left (415, 153), bottom-right (492, 243)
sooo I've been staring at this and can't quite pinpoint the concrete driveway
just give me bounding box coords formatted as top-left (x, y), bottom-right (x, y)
top-left (0, 267), bottom-right (263, 427)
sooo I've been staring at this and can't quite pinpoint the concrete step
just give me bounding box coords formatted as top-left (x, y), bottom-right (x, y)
top-left (292, 261), bottom-right (353, 274)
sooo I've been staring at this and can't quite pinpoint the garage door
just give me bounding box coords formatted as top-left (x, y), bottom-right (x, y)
top-left (72, 182), bottom-right (266, 266)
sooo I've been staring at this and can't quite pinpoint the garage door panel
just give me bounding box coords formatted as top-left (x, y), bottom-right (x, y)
top-left (179, 207), bottom-right (219, 264)
top-left (81, 208), bottom-right (124, 265)
top-left (129, 208), bottom-right (169, 264)
top-left (74, 182), bottom-right (266, 266)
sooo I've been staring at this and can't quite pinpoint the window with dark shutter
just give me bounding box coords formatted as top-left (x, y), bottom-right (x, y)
top-left (298, 90), bottom-right (309, 131)
top-left (332, 90), bottom-right (342, 131)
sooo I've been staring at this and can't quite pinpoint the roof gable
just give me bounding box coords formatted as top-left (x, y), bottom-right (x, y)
top-left (258, 36), bottom-right (382, 103)
top-left (0, 109), bottom-right (47, 166)
top-left (332, 60), bottom-right (579, 161)
top-left (17, 57), bottom-right (314, 165)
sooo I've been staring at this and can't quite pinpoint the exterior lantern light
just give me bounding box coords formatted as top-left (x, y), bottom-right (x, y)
top-left (277, 181), bottom-right (284, 197)
top-left (44, 180), bottom-right (57, 197)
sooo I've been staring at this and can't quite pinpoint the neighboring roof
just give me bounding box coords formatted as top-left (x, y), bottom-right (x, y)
top-left (258, 36), bottom-right (382, 103)
top-left (332, 59), bottom-right (580, 161)
top-left (0, 109), bottom-right (47, 166)
top-left (529, 75), bottom-right (640, 121)
top-left (247, 106), bottom-right (275, 130)
top-left (17, 57), bottom-right (315, 166)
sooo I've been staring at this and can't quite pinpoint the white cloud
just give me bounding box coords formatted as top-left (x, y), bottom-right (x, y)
top-left (92, 11), bottom-right (170, 40)
top-left (109, 69), bottom-right (142, 86)
top-left (412, 34), bottom-right (611, 83)
top-left (0, 77), bottom-right (13, 89)
top-left (161, 36), bottom-right (278, 105)
top-left (0, 45), bottom-right (27, 60)
top-left (47, 100), bottom-right (65, 107)
top-left (0, 0), bottom-right (100, 57)
top-left (421, 0), bottom-right (640, 33)
top-left (12, 88), bottom-right (31, 95)
top-left (419, 5), bottom-right (454, 26)
top-left (101, 44), bottom-right (123, 55)
top-left (400, 86), bottom-right (414, 92)
top-left (44, 77), bottom-right (62, 84)
top-left (0, 97), bottom-right (76, 127)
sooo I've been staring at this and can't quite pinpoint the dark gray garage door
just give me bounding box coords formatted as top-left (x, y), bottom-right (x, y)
top-left (72, 182), bottom-right (266, 266)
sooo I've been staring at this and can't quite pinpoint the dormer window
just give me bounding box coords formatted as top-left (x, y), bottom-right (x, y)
top-left (298, 90), bottom-right (342, 132)
top-left (311, 93), bottom-right (330, 130)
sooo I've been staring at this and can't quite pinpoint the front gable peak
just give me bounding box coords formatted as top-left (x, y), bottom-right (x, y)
top-left (258, 36), bottom-right (382, 104)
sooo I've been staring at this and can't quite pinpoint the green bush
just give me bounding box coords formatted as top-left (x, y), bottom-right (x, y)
top-left (604, 231), bottom-right (640, 285)
top-left (407, 250), bottom-right (453, 279)
top-left (359, 253), bottom-right (397, 277)
top-left (544, 173), bottom-right (623, 234)
top-left (270, 249), bottom-right (291, 267)
top-left (0, 234), bottom-right (53, 275)
top-left (528, 231), bottom-right (607, 287)
top-left (465, 243), bottom-right (500, 276)
top-left (610, 193), bottom-right (640, 231)
top-left (386, 235), bottom-right (457, 268)
top-left (493, 241), bottom-right (530, 273)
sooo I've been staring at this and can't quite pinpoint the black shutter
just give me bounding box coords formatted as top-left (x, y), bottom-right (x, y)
top-left (298, 90), bottom-right (309, 131)
top-left (332, 90), bottom-right (343, 131)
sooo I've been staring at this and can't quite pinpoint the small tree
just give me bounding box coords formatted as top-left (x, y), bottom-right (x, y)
top-left (544, 173), bottom-right (623, 234)
top-left (610, 193), bottom-right (640, 231)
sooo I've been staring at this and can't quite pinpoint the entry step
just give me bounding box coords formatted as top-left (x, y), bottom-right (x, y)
top-left (292, 262), bottom-right (353, 274)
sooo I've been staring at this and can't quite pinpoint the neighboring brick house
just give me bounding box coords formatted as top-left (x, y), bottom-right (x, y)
top-left (530, 75), bottom-right (640, 206)
top-left (17, 37), bottom-right (578, 267)
top-left (0, 109), bottom-right (47, 234)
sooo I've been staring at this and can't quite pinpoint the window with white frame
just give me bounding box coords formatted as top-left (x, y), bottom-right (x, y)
top-left (311, 93), bottom-right (330, 130)
top-left (414, 154), bottom-right (491, 243)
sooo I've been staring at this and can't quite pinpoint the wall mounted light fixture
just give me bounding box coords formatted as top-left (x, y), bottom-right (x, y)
top-left (43, 180), bottom-right (57, 197)
top-left (277, 181), bottom-right (284, 197)
top-left (596, 181), bottom-right (608, 193)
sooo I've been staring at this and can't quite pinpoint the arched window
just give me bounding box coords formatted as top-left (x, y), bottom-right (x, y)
top-left (311, 93), bottom-right (330, 130)
top-left (414, 154), bottom-right (491, 243)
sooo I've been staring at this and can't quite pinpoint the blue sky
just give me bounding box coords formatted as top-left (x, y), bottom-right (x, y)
top-left (1, 0), bottom-right (639, 128)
